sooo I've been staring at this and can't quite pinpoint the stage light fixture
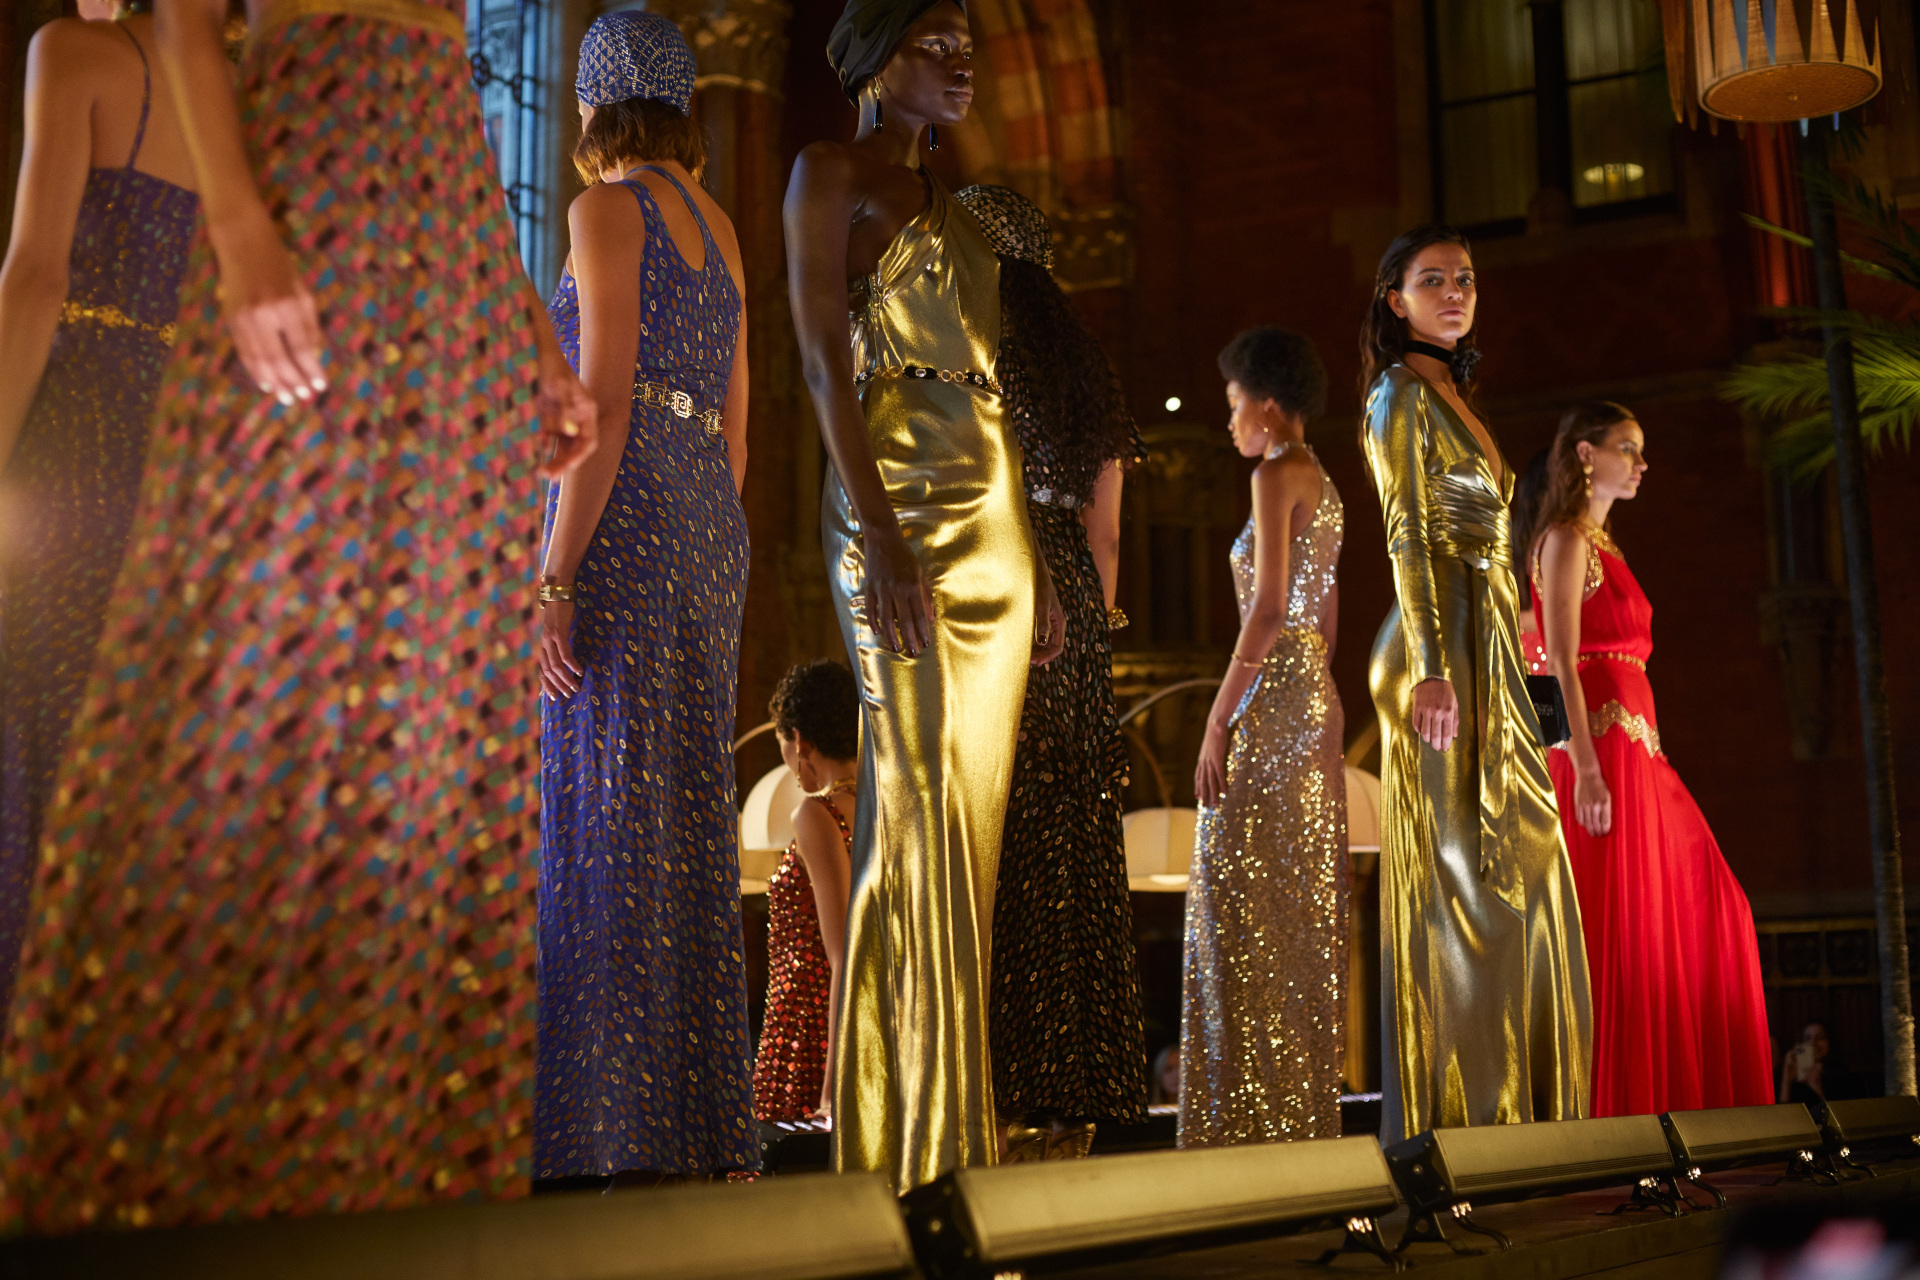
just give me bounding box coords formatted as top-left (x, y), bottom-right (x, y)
top-left (0, 1173), bottom-right (917, 1280)
top-left (1816, 1094), bottom-right (1920, 1175)
top-left (902, 1135), bottom-right (1400, 1277)
top-left (1658, 1102), bottom-right (1829, 1205)
top-left (1384, 1114), bottom-right (1678, 1254)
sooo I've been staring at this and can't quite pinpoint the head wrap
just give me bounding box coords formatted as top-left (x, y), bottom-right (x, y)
top-left (826, 0), bottom-right (964, 103)
top-left (576, 10), bottom-right (698, 115)
top-left (954, 185), bottom-right (1053, 270)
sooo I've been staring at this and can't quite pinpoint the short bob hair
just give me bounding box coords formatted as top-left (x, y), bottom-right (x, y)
top-left (573, 95), bottom-right (706, 185)
top-left (769, 659), bottom-right (860, 762)
top-left (1217, 327), bottom-right (1329, 421)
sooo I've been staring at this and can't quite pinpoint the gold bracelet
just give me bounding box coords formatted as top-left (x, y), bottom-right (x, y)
top-left (538, 578), bottom-right (575, 604)
top-left (1230, 650), bottom-right (1264, 670)
top-left (1106, 605), bottom-right (1129, 631)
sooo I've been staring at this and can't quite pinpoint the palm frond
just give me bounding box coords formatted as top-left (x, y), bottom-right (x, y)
top-left (1726, 332), bottom-right (1920, 475)
top-left (1805, 167), bottom-right (1920, 292)
top-left (1740, 214), bottom-right (1905, 283)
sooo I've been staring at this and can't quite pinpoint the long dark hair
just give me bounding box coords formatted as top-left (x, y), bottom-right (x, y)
top-left (1358, 224), bottom-right (1480, 404)
top-left (998, 257), bottom-right (1138, 503)
top-left (1538, 400), bottom-right (1637, 542)
top-left (1512, 447), bottom-right (1552, 607)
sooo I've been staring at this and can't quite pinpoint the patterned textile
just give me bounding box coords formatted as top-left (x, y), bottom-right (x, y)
top-left (990, 503), bottom-right (1145, 1125)
top-left (752, 796), bottom-right (851, 1122)
top-left (952, 182), bottom-right (1053, 269)
top-left (0, 23), bottom-right (198, 1014)
top-left (575, 9), bottom-right (696, 113)
top-left (536, 167), bottom-right (754, 1178)
top-left (0, 7), bottom-right (543, 1233)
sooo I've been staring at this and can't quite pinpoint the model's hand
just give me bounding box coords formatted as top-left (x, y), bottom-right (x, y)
top-left (208, 211), bottom-right (327, 406)
top-left (1194, 720), bottom-right (1229, 808)
top-left (1574, 764), bottom-right (1612, 837)
top-left (1031, 554), bottom-right (1066, 666)
top-left (534, 340), bottom-right (597, 479)
top-left (1411, 677), bottom-right (1459, 751)
top-left (863, 524), bottom-right (934, 657)
top-left (537, 599), bottom-right (583, 699)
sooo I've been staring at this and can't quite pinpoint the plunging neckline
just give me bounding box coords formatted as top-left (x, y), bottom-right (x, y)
top-left (1401, 363), bottom-right (1506, 493)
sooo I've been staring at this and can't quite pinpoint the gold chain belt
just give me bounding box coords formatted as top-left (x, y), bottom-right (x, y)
top-left (855, 364), bottom-right (1002, 395)
top-left (61, 300), bottom-right (176, 346)
top-left (1578, 651), bottom-right (1647, 671)
top-left (634, 380), bottom-right (722, 435)
top-left (249, 0), bottom-right (466, 52)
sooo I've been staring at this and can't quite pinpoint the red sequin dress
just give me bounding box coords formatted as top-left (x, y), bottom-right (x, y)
top-left (753, 793), bottom-right (851, 1122)
top-left (0, 1), bottom-right (543, 1232)
top-left (1533, 526), bottom-right (1772, 1116)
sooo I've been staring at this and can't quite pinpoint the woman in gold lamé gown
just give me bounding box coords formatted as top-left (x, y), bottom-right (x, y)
top-left (1182, 329), bottom-right (1347, 1146)
top-left (1359, 226), bottom-right (1592, 1145)
top-left (786, 0), bottom-right (1061, 1193)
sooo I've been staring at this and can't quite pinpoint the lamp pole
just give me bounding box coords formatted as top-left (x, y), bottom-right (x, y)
top-left (1798, 121), bottom-right (1915, 1097)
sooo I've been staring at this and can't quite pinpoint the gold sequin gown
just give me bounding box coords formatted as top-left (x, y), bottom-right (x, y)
top-left (823, 174), bottom-right (1035, 1192)
top-left (1180, 443), bottom-right (1348, 1146)
top-left (1362, 365), bottom-right (1592, 1145)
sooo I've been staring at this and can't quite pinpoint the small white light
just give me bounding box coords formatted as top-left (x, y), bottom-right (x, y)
top-left (1164, 396), bottom-right (1182, 413)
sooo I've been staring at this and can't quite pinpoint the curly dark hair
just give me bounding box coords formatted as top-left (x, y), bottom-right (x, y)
top-left (1216, 328), bottom-right (1328, 419)
top-left (769, 660), bottom-right (859, 761)
top-left (998, 258), bottom-right (1139, 505)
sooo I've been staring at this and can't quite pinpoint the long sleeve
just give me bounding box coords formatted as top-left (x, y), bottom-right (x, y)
top-left (1364, 370), bottom-right (1447, 685)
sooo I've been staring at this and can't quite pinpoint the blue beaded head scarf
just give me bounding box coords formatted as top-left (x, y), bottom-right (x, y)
top-left (577, 10), bottom-right (698, 114)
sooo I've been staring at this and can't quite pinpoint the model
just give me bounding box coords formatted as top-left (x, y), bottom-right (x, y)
top-left (0, 0), bottom-right (197, 1009)
top-left (1359, 225), bottom-right (1591, 1145)
top-left (787, 0), bottom-right (1061, 1192)
top-left (952, 183), bottom-right (1147, 1161)
top-left (1532, 401), bottom-right (1771, 1115)
top-left (1181, 328), bottom-right (1347, 1147)
top-left (0, 0), bottom-right (595, 1231)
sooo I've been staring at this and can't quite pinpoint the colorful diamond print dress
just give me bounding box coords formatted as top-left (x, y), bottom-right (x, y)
top-left (0, 21), bottom-right (197, 1014)
top-left (0, 1), bottom-right (548, 1232)
top-left (1180, 444), bottom-right (1349, 1145)
top-left (535, 167), bottom-right (755, 1178)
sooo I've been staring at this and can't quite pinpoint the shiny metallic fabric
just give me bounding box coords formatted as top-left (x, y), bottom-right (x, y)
top-left (1362, 365), bottom-right (1593, 1145)
top-left (824, 174), bottom-right (1036, 1192)
top-left (1180, 446), bottom-right (1348, 1146)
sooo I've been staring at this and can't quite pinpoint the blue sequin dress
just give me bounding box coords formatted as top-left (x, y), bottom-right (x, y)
top-left (0, 23), bottom-right (198, 1009)
top-left (536, 167), bottom-right (755, 1178)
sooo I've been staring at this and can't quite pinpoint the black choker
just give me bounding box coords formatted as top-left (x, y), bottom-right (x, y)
top-left (1403, 339), bottom-right (1481, 385)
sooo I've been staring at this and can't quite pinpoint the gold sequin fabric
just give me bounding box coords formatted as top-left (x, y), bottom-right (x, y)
top-left (1180, 447), bottom-right (1348, 1146)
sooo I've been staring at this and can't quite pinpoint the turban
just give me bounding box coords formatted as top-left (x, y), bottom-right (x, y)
top-left (577, 10), bottom-right (698, 114)
top-left (953, 185), bottom-right (1053, 270)
top-left (826, 0), bottom-right (965, 103)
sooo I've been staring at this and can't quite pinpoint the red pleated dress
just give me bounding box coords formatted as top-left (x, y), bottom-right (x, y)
top-left (1530, 526), bottom-right (1772, 1117)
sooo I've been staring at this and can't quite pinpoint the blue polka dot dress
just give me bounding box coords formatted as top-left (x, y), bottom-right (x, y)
top-left (535, 167), bottom-right (755, 1178)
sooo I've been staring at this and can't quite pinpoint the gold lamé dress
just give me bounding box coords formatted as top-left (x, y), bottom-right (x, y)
top-left (823, 173), bottom-right (1036, 1192)
top-left (1362, 365), bottom-right (1592, 1145)
top-left (1180, 444), bottom-right (1348, 1146)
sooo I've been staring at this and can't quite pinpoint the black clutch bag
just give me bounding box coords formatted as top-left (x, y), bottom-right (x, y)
top-left (1525, 674), bottom-right (1570, 746)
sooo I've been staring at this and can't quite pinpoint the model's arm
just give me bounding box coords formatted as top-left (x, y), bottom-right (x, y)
top-left (1538, 524), bottom-right (1610, 836)
top-left (1082, 460), bottom-right (1123, 610)
top-left (0, 23), bottom-right (97, 470)
top-left (1194, 459), bottom-right (1305, 807)
top-left (1363, 376), bottom-right (1456, 750)
top-left (793, 798), bottom-right (852, 1115)
top-left (535, 189), bottom-right (644, 700)
top-left (785, 143), bottom-right (933, 656)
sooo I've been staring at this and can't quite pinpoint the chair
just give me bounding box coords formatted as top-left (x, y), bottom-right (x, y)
top-left (1122, 807), bottom-right (1197, 890)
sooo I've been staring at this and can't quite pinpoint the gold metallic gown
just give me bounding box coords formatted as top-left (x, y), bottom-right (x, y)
top-left (1362, 366), bottom-right (1592, 1145)
top-left (823, 174), bottom-right (1035, 1192)
top-left (1180, 445), bottom-right (1348, 1146)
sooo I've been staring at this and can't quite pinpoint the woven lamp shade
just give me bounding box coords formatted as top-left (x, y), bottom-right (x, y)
top-left (1659, 0), bottom-right (1882, 124)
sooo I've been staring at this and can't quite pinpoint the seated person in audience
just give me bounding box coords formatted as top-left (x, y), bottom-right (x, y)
top-left (753, 660), bottom-right (860, 1121)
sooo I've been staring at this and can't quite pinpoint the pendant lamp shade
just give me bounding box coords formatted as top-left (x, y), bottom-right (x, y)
top-left (1659, 0), bottom-right (1882, 124)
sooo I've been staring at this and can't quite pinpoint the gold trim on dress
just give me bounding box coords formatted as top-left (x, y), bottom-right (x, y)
top-left (60, 299), bottom-right (176, 346)
top-left (853, 364), bottom-right (1002, 395)
top-left (249, 0), bottom-right (466, 51)
top-left (1578, 651), bottom-right (1646, 671)
top-left (1552, 698), bottom-right (1661, 758)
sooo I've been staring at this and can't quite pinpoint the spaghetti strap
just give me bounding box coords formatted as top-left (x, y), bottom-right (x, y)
top-left (638, 164), bottom-right (718, 259)
top-left (117, 20), bottom-right (153, 171)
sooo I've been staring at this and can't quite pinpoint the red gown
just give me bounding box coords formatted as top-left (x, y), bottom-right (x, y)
top-left (1530, 526), bottom-right (1772, 1117)
top-left (752, 794), bottom-right (851, 1121)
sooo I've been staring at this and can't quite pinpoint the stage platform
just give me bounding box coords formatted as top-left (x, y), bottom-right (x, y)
top-left (1052, 1160), bottom-right (1920, 1279)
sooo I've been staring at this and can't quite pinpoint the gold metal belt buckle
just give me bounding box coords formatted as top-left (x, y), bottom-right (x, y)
top-left (670, 390), bottom-right (694, 418)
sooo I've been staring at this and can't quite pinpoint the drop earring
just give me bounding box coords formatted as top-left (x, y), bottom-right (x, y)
top-left (928, 123), bottom-right (939, 151)
top-left (871, 86), bottom-right (883, 129)
top-left (1582, 461), bottom-right (1594, 498)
